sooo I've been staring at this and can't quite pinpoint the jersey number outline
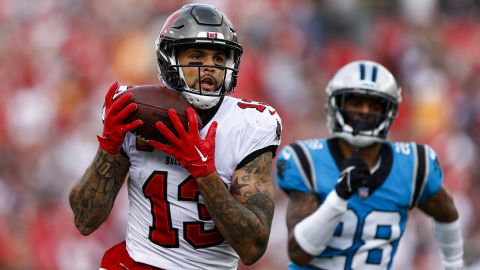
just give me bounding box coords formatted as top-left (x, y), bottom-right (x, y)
top-left (237, 99), bottom-right (267, 112)
top-left (325, 210), bottom-right (401, 269)
top-left (143, 171), bottom-right (224, 248)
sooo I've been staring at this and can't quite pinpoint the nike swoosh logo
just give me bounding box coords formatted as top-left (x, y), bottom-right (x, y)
top-left (269, 109), bottom-right (276, 115)
top-left (194, 145), bottom-right (208, 162)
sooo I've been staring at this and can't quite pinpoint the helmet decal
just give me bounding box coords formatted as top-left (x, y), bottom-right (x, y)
top-left (359, 63), bottom-right (366, 80)
top-left (358, 63), bottom-right (379, 82)
top-left (197, 32), bottom-right (225, 39)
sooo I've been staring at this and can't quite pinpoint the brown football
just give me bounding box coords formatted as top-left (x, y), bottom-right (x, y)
top-left (119, 85), bottom-right (202, 144)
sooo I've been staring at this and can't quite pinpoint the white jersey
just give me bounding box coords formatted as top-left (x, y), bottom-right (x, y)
top-left (122, 96), bottom-right (282, 270)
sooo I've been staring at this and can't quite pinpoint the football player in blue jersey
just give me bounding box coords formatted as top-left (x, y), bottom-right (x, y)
top-left (276, 60), bottom-right (464, 270)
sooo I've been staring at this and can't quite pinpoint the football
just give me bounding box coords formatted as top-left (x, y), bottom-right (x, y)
top-left (118, 85), bottom-right (203, 144)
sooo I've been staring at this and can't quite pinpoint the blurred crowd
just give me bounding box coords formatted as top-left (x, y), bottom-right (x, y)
top-left (1, 0), bottom-right (480, 269)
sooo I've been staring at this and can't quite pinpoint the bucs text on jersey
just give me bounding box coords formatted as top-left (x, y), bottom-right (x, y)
top-left (276, 138), bottom-right (442, 270)
top-left (121, 96), bottom-right (281, 270)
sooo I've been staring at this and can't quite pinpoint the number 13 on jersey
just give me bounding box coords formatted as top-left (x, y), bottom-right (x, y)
top-left (143, 171), bottom-right (225, 249)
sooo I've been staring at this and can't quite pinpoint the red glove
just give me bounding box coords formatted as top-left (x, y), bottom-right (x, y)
top-left (149, 107), bottom-right (217, 178)
top-left (97, 82), bottom-right (143, 154)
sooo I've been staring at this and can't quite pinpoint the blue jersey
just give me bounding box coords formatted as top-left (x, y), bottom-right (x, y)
top-left (276, 138), bottom-right (443, 270)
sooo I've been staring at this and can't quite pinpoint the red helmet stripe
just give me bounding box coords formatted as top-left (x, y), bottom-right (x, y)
top-left (160, 9), bottom-right (184, 37)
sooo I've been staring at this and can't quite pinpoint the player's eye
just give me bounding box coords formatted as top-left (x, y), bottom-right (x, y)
top-left (190, 54), bottom-right (202, 60)
top-left (214, 55), bottom-right (225, 64)
top-left (371, 103), bottom-right (383, 112)
top-left (346, 99), bottom-right (362, 108)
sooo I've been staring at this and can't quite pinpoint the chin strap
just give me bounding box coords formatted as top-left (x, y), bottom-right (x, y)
top-left (182, 91), bottom-right (221, 110)
top-left (433, 219), bottom-right (464, 270)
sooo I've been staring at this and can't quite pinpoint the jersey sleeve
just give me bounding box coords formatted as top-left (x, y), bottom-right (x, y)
top-left (276, 144), bottom-right (312, 194)
top-left (237, 103), bottom-right (282, 161)
top-left (121, 132), bottom-right (137, 157)
top-left (417, 145), bottom-right (444, 205)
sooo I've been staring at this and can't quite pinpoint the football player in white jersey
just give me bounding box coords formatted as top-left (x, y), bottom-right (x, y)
top-left (69, 4), bottom-right (282, 270)
top-left (276, 60), bottom-right (463, 270)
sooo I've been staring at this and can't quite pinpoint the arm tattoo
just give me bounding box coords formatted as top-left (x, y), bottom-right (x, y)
top-left (230, 178), bottom-right (248, 196)
top-left (69, 148), bottom-right (129, 235)
top-left (286, 192), bottom-right (319, 230)
top-left (286, 191), bottom-right (320, 262)
top-left (195, 152), bottom-right (275, 264)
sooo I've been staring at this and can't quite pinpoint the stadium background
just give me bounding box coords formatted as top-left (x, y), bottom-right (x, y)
top-left (0, 0), bottom-right (479, 269)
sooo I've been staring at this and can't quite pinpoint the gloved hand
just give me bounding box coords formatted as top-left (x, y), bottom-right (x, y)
top-left (335, 154), bottom-right (371, 200)
top-left (149, 107), bottom-right (217, 178)
top-left (97, 82), bottom-right (143, 154)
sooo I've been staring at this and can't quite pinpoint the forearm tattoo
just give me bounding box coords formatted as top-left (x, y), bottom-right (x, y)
top-left (286, 192), bottom-right (319, 258)
top-left (196, 152), bottom-right (275, 262)
top-left (286, 193), bottom-right (319, 230)
top-left (69, 148), bottom-right (128, 234)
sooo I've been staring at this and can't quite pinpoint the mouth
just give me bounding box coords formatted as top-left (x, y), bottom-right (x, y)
top-left (199, 76), bottom-right (217, 92)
